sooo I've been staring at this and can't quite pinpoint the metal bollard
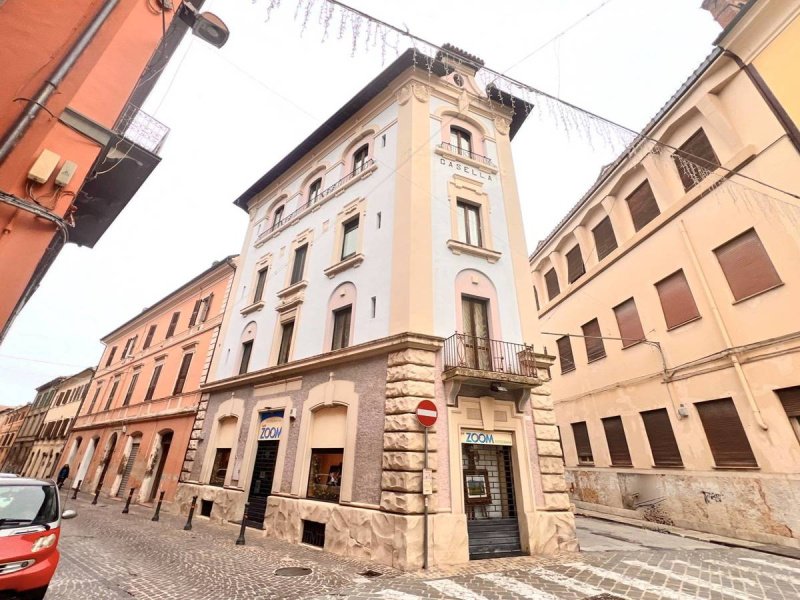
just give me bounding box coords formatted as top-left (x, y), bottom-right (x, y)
top-left (183, 495), bottom-right (197, 531)
top-left (235, 503), bottom-right (249, 546)
top-left (71, 480), bottom-right (82, 500)
top-left (122, 487), bottom-right (135, 514)
top-left (151, 490), bottom-right (165, 522)
top-left (91, 483), bottom-right (102, 505)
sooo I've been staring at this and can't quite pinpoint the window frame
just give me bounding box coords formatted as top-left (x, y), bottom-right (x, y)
top-left (640, 408), bottom-right (683, 468)
top-left (272, 204), bottom-right (285, 227)
top-left (253, 267), bottom-right (268, 303)
top-left (571, 421), bottom-right (594, 465)
top-left (613, 298), bottom-right (645, 348)
top-left (308, 177), bottom-right (323, 204)
top-left (556, 335), bottom-right (575, 374)
top-left (340, 216), bottom-right (359, 261)
top-left (331, 305), bottom-right (352, 351)
top-left (306, 447), bottom-right (345, 503)
top-left (352, 144), bottom-right (369, 174)
top-left (655, 269), bottom-right (701, 331)
top-left (144, 364), bottom-right (163, 402)
top-left (625, 180), bottom-right (661, 232)
top-left (566, 244), bottom-right (585, 284)
top-left (166, 312), bottom-right (180, 338)
top-left (172, 353), bottom-right (194, 395)
top-left (239, 340), bottom-right (253, 375)
top-left (290, 244), bottom-right (308, 286)
top-left (544, 268), bottom-right (560, 301)
top-left (456, 199), bottom-right (483, 247)
top-left (694, 398), bottom-right (758, 469)
top-left (672, 128), bottom-right (721, 191)
top-left (122, 371), bottom-right (140, 407)
top-left (602, 416), bottom-right (633, 467)
top-left (209, 447), bottom-right (231, 487)
top-left (142, 325), bottom-right (157, 350)
top-left (713, 228), bottom-right (782, 303)
top-left (581, 318), bottom-right (606, 363)
top-left (277, 320), bottom-right (295, 365)
top-left (592, 216), bottom-right (618, 261)
top-left (450, 126), bottom-right (473, 155)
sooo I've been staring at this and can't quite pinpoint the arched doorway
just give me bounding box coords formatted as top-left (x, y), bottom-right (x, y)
top-left (147, 430), bottom-right (173, 501)
top-left (96, 432), bottom-right (118, 491)
top-left (74, 437), bottom-right (98, 489)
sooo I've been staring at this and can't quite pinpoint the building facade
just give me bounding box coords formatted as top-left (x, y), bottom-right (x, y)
top-left (176, 45), bottom-right (575, 570)
top-left (529, 0), bottom-right (800, 549)
top-left (61, 257), bottom-right (236, 504)
top-left (21, 368), bottom-right (94, 480)
top-left (5, 377), bottom-right (64, 474)
top-left (0, 404), bottom-right (29, 469)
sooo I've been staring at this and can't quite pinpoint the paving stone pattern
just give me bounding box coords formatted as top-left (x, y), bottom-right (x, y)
top-left (48, 494), bottom-right (800, 599)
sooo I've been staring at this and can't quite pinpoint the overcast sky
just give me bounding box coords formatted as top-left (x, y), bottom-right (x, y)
top-left (0, 0), bottom-right (720, 406)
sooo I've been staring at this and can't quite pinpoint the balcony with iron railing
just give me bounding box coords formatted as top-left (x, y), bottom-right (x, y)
top-left (437, 142), bottom-right (494, 166)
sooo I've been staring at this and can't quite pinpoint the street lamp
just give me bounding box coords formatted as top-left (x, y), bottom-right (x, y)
top-left (177, 2), bottom-right (229, 48)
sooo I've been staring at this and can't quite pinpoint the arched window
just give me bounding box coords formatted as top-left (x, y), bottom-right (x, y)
top-left (308, 177), bottom-right (323, 204)
top-left (306, 405), bottom-right (347, 502)
top-left (450, 126), bottom-right (472, 157)
top-left (210, 416), bottom-right (237, 486)
top-left (272, 204), bottom-right (285, 228)
top-left (352, 144), bottom-right (369, 174)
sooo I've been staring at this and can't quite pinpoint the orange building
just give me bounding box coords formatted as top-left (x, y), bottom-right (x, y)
top-left (60, 257), bottom-right (236, 506)
top-left (0, 0), bottom-right (217, 343)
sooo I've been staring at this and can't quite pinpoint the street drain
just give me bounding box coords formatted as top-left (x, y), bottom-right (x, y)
top-left (275, 567), bottom-right (312, 577)
top-left (359, 570), bottom-right (382, 578)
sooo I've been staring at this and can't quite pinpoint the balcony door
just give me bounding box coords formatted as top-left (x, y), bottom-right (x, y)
top-left (462, 296), bottom-right (491, 371)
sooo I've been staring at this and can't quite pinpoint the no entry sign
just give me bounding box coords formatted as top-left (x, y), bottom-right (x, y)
top-left (416, 400), bottom-right (438, 428)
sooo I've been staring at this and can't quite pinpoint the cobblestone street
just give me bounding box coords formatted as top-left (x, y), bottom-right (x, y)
top-left (44, 493), bottom-right (800, 599)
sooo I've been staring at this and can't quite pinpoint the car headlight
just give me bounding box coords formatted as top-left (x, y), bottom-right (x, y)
top-left (31, 533), bottom-right (57, 552)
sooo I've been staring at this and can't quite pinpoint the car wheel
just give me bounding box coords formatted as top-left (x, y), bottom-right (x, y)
top-left (23, 585), bottom-right (49, 600)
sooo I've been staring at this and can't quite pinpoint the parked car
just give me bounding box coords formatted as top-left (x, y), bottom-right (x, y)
top-left (0, 476), bottom-right (76, 599)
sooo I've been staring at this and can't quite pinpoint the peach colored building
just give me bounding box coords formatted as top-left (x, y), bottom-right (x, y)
top-left (530, 0), bottom-right (800, 549)
top-left (4, 377), bottom-right (64, 474)
top-left (61, 257), bottom-right (236, 505)
top-left (0, 404), bottom-right (30, 470)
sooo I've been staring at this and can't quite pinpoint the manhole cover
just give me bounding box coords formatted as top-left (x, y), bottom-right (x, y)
top-left (359, 570), bottom-right (382, 578)
top-left (275, 567), bottom-right (312, 577)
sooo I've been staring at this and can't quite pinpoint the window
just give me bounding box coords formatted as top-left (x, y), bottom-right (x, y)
top-left (602, 416), bottom-right (633, 467)
top-left (331, 306), bottom-right (352, 351)
top-left (566, 245), bottom-right (585, 283)
top-left (714, 229), bottom-right (782, 302)
top-left (370, 296), bottom-right (376, 318)
top-left (172, 353), bottom-right (193, 395)
top-left (556, 335), bottom-right (575, 374)
top-left (341, 217), bottom-right (359, 260)
top-left (672, 128), bottom-right (720, 191)
top-left (122, 372), bottom-right (140, 407)
top-left (143, 325), bottom-right (157, 350)
top-left (307, 448), bottom-right (344, 502)
top-left (166, 312), bottom-right (180, 338)
top-left (87, 385), bottom-right (102, 413)
top-left (613, 298), bottom-right (645, 348)
top-left (695, 398), bottom-right (758, 468)
top-left (209, 448), bottom-right (231, 486)
top-left (450, 126), bottom-right (472, 155)
top-left (456, 200), bottom-right (482, 247)
top-left (544, 268), bottom-right (560, 301)
top-left (273, 205), bottom-right (285, 227)
top-left (277, 320), bottom-right (294, 365)
top-left (104, 378), bottom-right (120, 411)
top-left (641, 408), bottom-right (683, 467)
top-left (253, 267), bottom-right (268, 302)
top-left (199, 295), bottom-right (213, 323)
top-left (105, 347), bottom-right (117, 367)
top-left (626, 180), bottom-right (660, 232)
top-left (144, 364), bottom-right (162, 401)
top-left (571, 422), bottom-right (594, 465)
top-left (352, 144), bottom-right (369, 174)
top-left (290, 244), bottom-right (307, 286)
top-left (592, 217), bottom-right (618, 260)
top-left (308, 177), bottom-right (322, 203)
top-left (121, 336), bottom-right (137, 358)
top-left (239, 341), bottom-right (253, 375)
top-left (776, 386), bottom-right (800, 444)
top-left (189, 299), bottom-right (202, 327)
top-left (655, 270), bottom-right (701, 329)
top-left (376, 212), bottom-right (381, 229)
top-left (534, 287), bottom-right (540, 311)
top-left (581, 318), bottom-right (606, 362)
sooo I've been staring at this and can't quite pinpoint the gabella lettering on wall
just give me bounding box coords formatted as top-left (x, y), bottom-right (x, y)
top-left (460, 430), bottom-right (513, 446)
top-left (439, 158), bottom-right (494, 180)
top-left (258, 410), bottom-right (284, 441)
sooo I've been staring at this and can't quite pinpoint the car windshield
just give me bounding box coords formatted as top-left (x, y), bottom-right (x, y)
top-left (0, 485), bottom-right (59, 528)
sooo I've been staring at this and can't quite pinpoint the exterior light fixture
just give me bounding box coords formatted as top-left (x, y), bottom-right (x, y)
top-left (490, 382), bottom-right (508, 393)
top-left (177, 2), bottom-right (229, 48)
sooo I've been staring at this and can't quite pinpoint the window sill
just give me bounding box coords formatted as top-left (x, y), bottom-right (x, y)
top-left (446, 239), bottom-right (501, 263)
top-left (731, 282), bottom-right (784, 305)
top-left (435, 146), bottom-right (498, 174)
top-left (276, 280), bottom-right (308, 299)
top-left (621, 340), bottom-right (646, 350)
top-left (586, 354), bottom-right (607, 364)
top-left (560, 366), bottom-right (576, 375)
top-left (323, 253), bottom-right (364, 279)
top-left (577, 461), bottom-right (595, 467)
top-left (651, 464), bottom-right (684, 469)
top-left (665, 315), bottom-right (702, 332)
top-left (240, 301), bottom-right (265, 316)
top-left (711, 465), bottom-right (760, 471)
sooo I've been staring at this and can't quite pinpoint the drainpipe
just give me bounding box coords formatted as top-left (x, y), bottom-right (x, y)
top-left (678, 219), bottom-right (768, 430)
top-left (0, 0), bottom-right (121, 164)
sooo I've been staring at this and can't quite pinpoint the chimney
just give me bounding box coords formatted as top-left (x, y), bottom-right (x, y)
top-left (701, 0), bottom-right (748, 29)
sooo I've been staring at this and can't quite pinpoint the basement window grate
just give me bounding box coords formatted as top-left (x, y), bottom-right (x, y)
top-left (301, 519), bottom-right (325, 548)
top-left (200, 500), bottom-right (213, 518)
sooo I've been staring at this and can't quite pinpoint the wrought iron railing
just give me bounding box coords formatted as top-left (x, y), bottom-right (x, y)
top-left (264, 159), bottom-right (375, 235)
top-left (117, 103), bottom-right (170, 153)
top-left (438, 142), bottom-right (493, 165)
top-left (443, 333), bottom-right (540, 378)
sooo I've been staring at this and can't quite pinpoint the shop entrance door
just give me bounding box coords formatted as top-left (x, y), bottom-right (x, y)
top-left (245, 440), bottom-right (279, 528)
top-left (462, 443), bottom-right (522, 559)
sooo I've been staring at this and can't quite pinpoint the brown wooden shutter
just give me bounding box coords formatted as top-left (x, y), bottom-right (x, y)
top-left (566, 245), bottom-right (586, 283)
top-left (695, 398), bottom-right (758, 468)
top-left (581, 318), bottom-right (606, 362)
top-left (777, 386), bottom-right (800, 418)
top-left (641, 408), bottom-right (683, 467)
top-left (714, 229), bottom-right (782, 301)
top-left (603, 416), bottom-right (632, 466)
top-left (672, 128), bottom-right (720, 191)
top-left (544, 268), bottom-right (560, 300)
top-left (613, 298), bottom-right (645, 348)
top-left (626, 180), bottom-right (660, 232)
top-left (189, 299), bottom-right (202, 327)
top-left (592, 217), bottom-right (618, 260)
top-left (655, 270), bottom-right (701, 329)
top-left (571, 421), bottom-right (594, 464)
top-left (556, 335), bottom-right (575, 373)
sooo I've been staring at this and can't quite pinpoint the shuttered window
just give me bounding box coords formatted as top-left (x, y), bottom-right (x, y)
top-left (626, 180), bottom-right (660, 232)
top-left (613, 298), bottom-right (645, 348)
top-left (581, 318), bottom-right (606, 362)
top-left (566, 245), bottom-right (585, 283)
top-left (777, 386), bottom-right (800, 418)
top-left (189, 299), bottom-right (202, 327)
top-left (544, 268), bottom-right (560, 301)
top-left (714, 229), bottom-right (782, 302)
top-left (556, 335), bottom-right (575, 374)
top-left (166, 312), bottom-right (180, 338)
top-left (142, 325), bottom-right (157, 350)
top-left (655, 270), bottom-right (700, 330)
top-left (641, 408), bottom-right (683, 467)
top-left (602, 416), bottom-right (632, 467)
top-left (572, 421), bottom-right (594, 465)
top-left (172, 353), bottom-right (194, 395)
top-left (672, 128), bottom-right (720, 191)
top-left (592, 217), bottom-right (618, 260)
top-left (695, 398), bottom-right (758, 468)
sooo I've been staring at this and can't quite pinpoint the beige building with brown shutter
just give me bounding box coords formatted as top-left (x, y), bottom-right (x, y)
top-left (529, 0), bottom-right (800, 548)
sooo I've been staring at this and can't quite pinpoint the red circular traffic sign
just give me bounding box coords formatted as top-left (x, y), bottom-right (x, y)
top-left (416, 400), bottom-right (438, 428)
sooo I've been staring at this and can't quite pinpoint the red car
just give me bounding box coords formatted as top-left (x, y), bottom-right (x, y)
top-left (0, 476), bottom-right (76, 599)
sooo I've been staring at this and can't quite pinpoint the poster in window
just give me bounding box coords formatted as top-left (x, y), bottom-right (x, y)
top-left (463, 469), bottom-right (491, 505)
